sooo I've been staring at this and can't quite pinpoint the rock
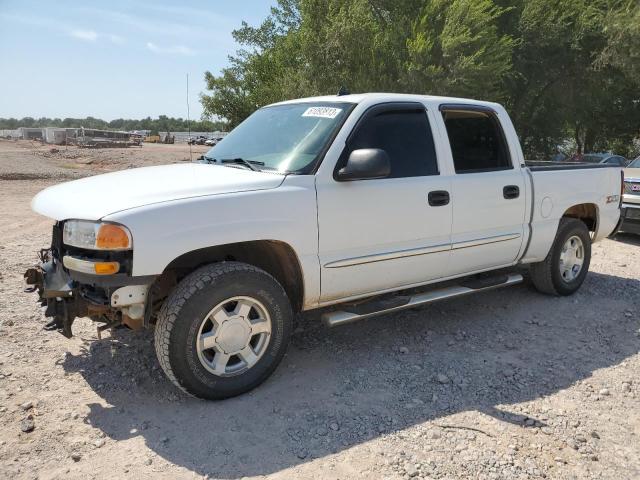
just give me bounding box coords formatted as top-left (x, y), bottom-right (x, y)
top-left (316, 427), bottom-right (328, 436)
top-left (436, 374), bottom-right (449, 384)
top-left (541, 427), bottom-right (553, 435)
top-left (329, 422), bottom-right (340, 431)
top-left (71, 452), bottom-right (82, 462)
top-left (399, 347), bottom-right (409, 354)
top-left (427, 430), bottom-right (441, 440)
top-left (144, 458), bottom-right (153, 466)
top-left (405, 464), bottom-right (419, 477)
top-left (622, 382), bottom-right (631, 393)
top-left (599, 388), bottom-right (610, 396)
top-left (94, 439), bottom-right (106, 448)
top-left (20, 401), bottom-right (33, 411)
top-left (590, 431), bottom-right (600, 439)
top-left (20, 415), bottom-right (35, 433)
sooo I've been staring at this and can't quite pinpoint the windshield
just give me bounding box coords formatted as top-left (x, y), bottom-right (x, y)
top-left (203, 102), bottom-right (353, 173)
top-left (629, 157), bottom-right (640, 168)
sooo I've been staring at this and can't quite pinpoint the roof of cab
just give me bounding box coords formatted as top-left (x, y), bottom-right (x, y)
top-left (269, 92), bottom-right (501, 109)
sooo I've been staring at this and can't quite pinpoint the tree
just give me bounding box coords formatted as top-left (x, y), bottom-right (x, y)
top-left (405, 0), bottom-right (516, 101)
top-left (201, 0), bottom-right (640, 158)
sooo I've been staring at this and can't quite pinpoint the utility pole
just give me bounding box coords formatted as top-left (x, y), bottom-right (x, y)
top-left (187, 73), bottom-right (192, 162)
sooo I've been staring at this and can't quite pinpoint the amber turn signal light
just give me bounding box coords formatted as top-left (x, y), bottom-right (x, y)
top-left (63, 256), bottom-right (120, 275)
top-left (94, 262), bottom-right (120, 275)
top-left (96, 224), bottom-right (131, 250)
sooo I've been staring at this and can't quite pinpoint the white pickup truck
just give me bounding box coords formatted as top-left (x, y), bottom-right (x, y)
top-left (25, 93), bottom-right (623, 399)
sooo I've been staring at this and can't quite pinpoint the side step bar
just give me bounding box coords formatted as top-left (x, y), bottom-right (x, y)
top-left (322, 273), bottom-right (524, 327)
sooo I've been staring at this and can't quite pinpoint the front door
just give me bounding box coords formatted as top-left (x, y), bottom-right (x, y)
top-left (316, 102), bottom-right (453, 303)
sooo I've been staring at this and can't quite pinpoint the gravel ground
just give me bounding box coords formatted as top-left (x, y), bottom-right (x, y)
top-left (0, 140), bottom-right (639, 480)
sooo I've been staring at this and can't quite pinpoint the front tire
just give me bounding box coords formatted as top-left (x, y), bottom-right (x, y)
top-left (529, 218), bottom-right (591, 296)
top-left (154, 262), bottom-right (293, 399)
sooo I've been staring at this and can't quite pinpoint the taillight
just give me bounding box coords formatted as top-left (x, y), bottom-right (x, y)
top-left (620, 170), bottom-right (624, 207)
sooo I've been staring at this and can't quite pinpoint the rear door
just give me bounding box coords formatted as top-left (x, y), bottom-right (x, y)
top-left (315, 102), bottom-right (452, 302)
top-left (438, 105), bottom-right (527, 276)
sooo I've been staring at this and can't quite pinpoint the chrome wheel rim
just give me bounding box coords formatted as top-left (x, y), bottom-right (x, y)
top-left (559, 235), bottom-right (584, 282)
top-left (196, 296), bottom-right (271, 377)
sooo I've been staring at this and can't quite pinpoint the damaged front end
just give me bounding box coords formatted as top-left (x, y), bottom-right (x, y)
top-left (24, 222), bottom-right (155, 338)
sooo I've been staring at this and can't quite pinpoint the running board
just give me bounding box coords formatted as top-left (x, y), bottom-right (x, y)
top-left (322, 273), bottom-right (524, 327)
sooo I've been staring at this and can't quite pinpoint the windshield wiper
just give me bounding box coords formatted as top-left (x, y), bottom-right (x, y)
top-left (219, 157), bottom-right (265, 171)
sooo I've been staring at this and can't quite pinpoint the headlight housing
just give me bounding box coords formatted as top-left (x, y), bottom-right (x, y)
top-left (63, 220), bottom-right (132, 250)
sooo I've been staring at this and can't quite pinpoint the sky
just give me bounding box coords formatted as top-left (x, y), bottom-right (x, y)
top-left (0, 0), bottom-right (275, 120)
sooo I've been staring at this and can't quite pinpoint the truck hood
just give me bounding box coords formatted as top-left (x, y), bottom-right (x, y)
top-left (32, 163), bottom-right (285, 221)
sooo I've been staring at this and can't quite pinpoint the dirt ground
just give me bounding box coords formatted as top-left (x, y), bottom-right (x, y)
top-left (0, 139), bottom-right (639, 480)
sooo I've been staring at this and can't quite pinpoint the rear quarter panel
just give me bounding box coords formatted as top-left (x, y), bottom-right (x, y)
top-left (521, 167), bottom-right (621, 263)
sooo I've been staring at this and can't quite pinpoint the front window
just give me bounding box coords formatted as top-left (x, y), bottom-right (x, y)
top-left (203, 102), bottom-right (353, 173)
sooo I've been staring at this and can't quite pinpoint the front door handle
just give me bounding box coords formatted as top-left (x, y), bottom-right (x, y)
top-left (428, 190), bottom-right (450, 207)
top-left (503, 185), bottom-right (520, 199)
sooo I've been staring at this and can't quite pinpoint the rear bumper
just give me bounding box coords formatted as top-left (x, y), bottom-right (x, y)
top-left (617, 203), bottom-right (640, 235)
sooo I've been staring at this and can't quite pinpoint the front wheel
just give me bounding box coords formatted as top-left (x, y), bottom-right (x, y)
top-left (529, 218), bottom-right (592, 296)
top-left (154, 262), bottom-right (293, 399)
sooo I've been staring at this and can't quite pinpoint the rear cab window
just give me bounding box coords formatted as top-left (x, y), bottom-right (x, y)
top-left (440, 106), bottom-right (512, 174)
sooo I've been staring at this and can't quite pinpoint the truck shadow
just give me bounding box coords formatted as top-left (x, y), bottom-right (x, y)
top-left (61, 272), bottom-right (640, 478)
top-left (612, 232), bottom-right (640, 247)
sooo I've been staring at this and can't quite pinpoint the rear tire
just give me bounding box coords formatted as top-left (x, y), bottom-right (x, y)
top-left (529, 218), bottom-right (591, 296)
top-left (154, 262), bottom-right (293, 399)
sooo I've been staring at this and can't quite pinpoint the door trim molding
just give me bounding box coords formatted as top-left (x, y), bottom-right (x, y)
top-left (324, 232), bottom-right (521, 269)
top-left (324, 243), bottom-right (450, 268)
top-left (452, 233), bottom-right (521, 250)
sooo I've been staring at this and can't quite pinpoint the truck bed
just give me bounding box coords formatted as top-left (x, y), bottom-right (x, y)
top-left (525, 160), bottom-right (619, 172)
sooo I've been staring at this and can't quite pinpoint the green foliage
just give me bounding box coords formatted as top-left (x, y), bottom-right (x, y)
top-left (405, 0), bottom-right (516, 101)
top-left (0, 116), bottom-right (228, 132)
top-left (202, 0), bottom-right (640, 157)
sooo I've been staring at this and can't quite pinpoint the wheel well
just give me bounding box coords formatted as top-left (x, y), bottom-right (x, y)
top-left (562, 203), bottom-right (598, 231)
top-left (158, 240), bottom-right (304, 312)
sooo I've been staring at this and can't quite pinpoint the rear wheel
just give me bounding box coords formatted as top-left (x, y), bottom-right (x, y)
top-left (529, 218), bottom-right (591, 296)
top-left (154, 262), bottom-right (293, 399)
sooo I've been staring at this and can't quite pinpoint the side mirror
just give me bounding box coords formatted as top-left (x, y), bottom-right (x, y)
top-left (336, 148), bottom-right (391, 181)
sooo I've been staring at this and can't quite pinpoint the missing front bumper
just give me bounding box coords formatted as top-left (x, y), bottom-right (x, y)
top-left (24, 258), bottom-right (83, 338)
top-left (24, 254), bottom-right (154, 338)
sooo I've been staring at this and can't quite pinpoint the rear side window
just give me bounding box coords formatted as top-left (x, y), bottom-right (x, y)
top-left (442, 110), bottom-right (512, 173)
top-left (347, 108), bottom-right (438, 178)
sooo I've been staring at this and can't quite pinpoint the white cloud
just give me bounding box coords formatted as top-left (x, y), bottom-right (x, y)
top-left (146, 42), bottom-right (195, 56)
top-left (70, 29), bottom-right (98, 42)
top-left (68, 29), bottom-right (125, 45)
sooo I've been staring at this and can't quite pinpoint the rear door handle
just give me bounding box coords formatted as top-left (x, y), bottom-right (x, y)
top-left (503, 185), bottom-right (520, 199)
top-left (428, 190), bottom-right (450, 207)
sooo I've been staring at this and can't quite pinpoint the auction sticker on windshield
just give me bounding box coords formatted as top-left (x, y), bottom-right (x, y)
top-left (302, 106), bottom-right (343, 119)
